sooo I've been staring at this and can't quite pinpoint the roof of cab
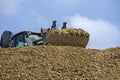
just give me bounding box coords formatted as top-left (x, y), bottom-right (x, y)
top-left (12, 31), bottom-right (41, 39)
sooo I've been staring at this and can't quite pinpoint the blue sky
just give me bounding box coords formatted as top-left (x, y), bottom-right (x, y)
top-left (0, 0), bottom-right (120, 49)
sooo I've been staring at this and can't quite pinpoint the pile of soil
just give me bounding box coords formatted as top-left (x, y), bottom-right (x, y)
top-left (0, 46), bottom-right (120, 79)
top-left (44, 28), bottom-right (89, 48)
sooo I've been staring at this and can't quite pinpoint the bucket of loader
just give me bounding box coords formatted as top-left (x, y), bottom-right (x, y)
top-left (43, 28), bottom-right (89, 48)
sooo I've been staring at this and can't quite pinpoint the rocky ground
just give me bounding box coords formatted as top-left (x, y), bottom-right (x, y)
top-left (0, 45), bottom-right (120, 80)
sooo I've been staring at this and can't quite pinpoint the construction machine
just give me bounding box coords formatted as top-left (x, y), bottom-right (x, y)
top-left (0, 21), bottom-right (89, 48)
top-left (0, 21), bottom-right (57, 48)
top-left (0, 31), bottom-right (43, 48)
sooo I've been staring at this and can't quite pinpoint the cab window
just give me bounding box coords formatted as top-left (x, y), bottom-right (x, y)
top-left (13, 34), bottom-right (24, 47)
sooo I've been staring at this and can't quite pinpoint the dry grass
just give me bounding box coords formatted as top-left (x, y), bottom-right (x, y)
top-left (0, 46), bottom-right (120, 80)
top-left (48, 28), bottom-right (89, 37)
top-left (44, 28), bottom-right (89, 48)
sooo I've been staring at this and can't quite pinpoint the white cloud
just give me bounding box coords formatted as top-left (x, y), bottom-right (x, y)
top-left (0, 0), bottom-right (25, 15)
top-left (66, 14), bottom-right (120, 49)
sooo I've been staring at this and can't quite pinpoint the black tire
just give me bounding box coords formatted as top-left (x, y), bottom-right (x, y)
top-left (0, 40), bottom-right (1, 46)
top-left (1, 31), bottom-right (13, 48)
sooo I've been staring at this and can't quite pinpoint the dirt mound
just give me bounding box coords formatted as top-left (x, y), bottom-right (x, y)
top-left (44, 28), bottom-right (89, 48)
top-left (0, 46), bottom-right (120, 79)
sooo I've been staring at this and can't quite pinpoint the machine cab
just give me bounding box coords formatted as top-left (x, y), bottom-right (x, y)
top-left (12, 31), bottom-right (43, 47)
